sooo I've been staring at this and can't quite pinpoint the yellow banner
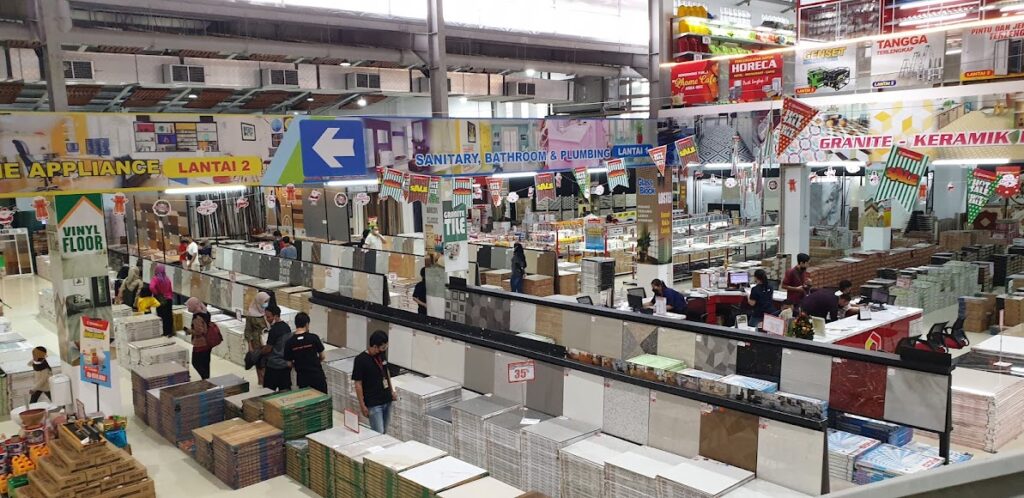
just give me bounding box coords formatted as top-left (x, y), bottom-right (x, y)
top-left (163, 156), bottom-right (263, 178)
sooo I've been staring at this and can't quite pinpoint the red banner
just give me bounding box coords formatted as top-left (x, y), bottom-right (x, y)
top-left (648, 145), bottom-right (668, 177)
top-left (670, 60), bottom-right (719, 106)
top-left (535, 172), bottom-right (556, 205)
top-left (996, 166), bottom-right (1021, 199)
top-left (674, 136), bottom-right (699, 175)
top-left (488, 177), bottom-right (504, 207)
top-left (407, 174), bottom-right (430, 204)
top-left (776, 97), bottom-right (819, 157)
top-left (728, 54), bottom-right (783, 103)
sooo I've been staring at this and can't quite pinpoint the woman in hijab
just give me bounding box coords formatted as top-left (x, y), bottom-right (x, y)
top-left (186, 297), bottom-right (213, 380)
top-left (149, 264), bottom-right (175, 337)
top-left (117, 265), bottom-right (143, 310)
top-left (510, 243), bottom-right (527, 293)
top-left (244, 292), bottom-right (271, 384)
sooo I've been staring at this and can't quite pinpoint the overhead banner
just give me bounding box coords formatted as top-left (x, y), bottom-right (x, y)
top-left (573, 166), bottom-right (591, 199)
top-left (873, 146), bottom-right (930, 213)
top-left (648, 145), bottom-right (668, 177)
top-left (80, 316), bottom-right (112, 388)
top-left (995, 165), bottom-right (1021, 199)
top-left (487, 177), bottom-right (504, 207)
top-left (428, 176), bottom-right (441, 203)
top-left (870, 33), bottom-right (945, 89)
top-left (535, 172), bottom-right (557, 206)
top-left (585, 218), bottom-right (606, 252)
top-left (441, 201), bottom-right (469, 272)
top-left (728, 54), bottom-right (784, 102)
top-left (607, 158), bottom-right (629, 192)
top-left (675, 136), bottom-right (699, 174)
top-left (794, 44), bottom-right (857, 95)
top-left (635, 167), bottom-right (673, 264)
top-left (670, 60), bottom-right (720, 106)
top-left (967, 168), bottom-right (997, 225)
top-left (776, 98), bottom-right (820, 157)
top-left (452, 177), bottom-right (473, 209)
top-left (407, 174), bottom-right (430, 204)
top-left (379, 168), bottom-right (405, 202)
top-left (961, 21), bottom-right (1024, 82)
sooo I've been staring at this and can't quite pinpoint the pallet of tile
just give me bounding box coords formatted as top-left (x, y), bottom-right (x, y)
top-left (325, 357), bottom-right (359, 416)
top-left (160, 380), bottom-right (225, 443)
top-left (262, 388), bottom-right (333, 440)
top-left (656, 457), bottom-right (755, 497)
top-left (225, 388), bottom-right (274, 420)
top-left (521, 417), bottom-right (600, 497)
top-left (951, 368), bottom-right (1024, 452)
top-left (395, 456), bottom-right (487, 498)
top-left (286, 439), bottom-right (310, 487)
top-left (604, 446), bottom-right (688, 498)
top-left (393, 376), bottom-right (462, 443)
top-left (124, 336), bottom-right (176, 365)
top-left (559, 433), bottom-right (639, 498)
top-left (484, 408), bottom-right (551, 489)
top-left (450, 396), bottom-right (521, 468)
top-left (191, 418), bottom-right (249, 471)
top-left (523, 275), bottom-right (554, 297)
top-left (130, 362), bottom-right (190, 425)
top-left (333, 434), bottom-right (402, 498)
top-left (212, 421), bottom-right (285, 489)
top-left (305, 427), bottom-right (381, 498)
top-left (364, 440), bottom-right (448, 498)
top-left (242, 392), bottom-right (282, 422)
top-left (207, 374), bottom-right (250, 398)
top-left (426, 406), bottom-right (455, 454)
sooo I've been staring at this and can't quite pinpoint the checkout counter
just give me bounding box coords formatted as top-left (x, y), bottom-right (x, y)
top-left (812, 306), bottom-right (923, 351)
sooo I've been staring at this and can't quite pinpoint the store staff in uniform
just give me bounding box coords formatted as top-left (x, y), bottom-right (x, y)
top-left (352, 330), bottom-right (397, 434)
top-left (412, 267), bottom-right (428, 315)
top-left (801, 289), bottom-right (852, 323)
top-left (782, 253), bottom-right (812, 305)
top-left (646, 279), bottom-right (686, 313)
top-left (283, 312), bottom-right (328, 393)
top-left (747, 269), bottom-right (779, 328)
top-left (836, 279), bottom-right (860, 316)
top-left (262, 304), bottom-right (293, 391)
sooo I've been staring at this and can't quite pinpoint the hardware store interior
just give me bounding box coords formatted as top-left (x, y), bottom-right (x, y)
top-left (2, 0), bottom-right (1024, 496)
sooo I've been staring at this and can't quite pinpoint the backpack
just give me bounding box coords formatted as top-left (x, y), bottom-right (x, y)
top-left (206, 322), bottom-right (224, 348)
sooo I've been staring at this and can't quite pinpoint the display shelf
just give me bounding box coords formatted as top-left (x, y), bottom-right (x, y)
top-left (671, 15), bottom-right (797, 36)
top-left (672, 32), bottom-right (792, 47)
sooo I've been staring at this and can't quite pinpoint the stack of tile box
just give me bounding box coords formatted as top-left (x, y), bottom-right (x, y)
top-left (125, 336), bottom-right (179, 366)
top-left (1, 355), bottom-right (60, 417)
top-left (130, 362), bottom-right (190, 425)
top-left (225, 388), bottom-right (273, 420)
top-left (939, 231), bottom-right (977, 251)
top-left (286, 439), bottom-right (310, 487)
top-left (951, 368), bottom-right (1024, 452)
top-left (484, 408), bottom-right (551, 488)
top-left (395, 456), bottom-right (488, 498)
top-left (559, 434), bottom-right (639, 498)
top-left (113, 315), bottom-right (162, 359)
top-left (393, 376), bottom-right (463, 443)
top-left (214, 319), bottom-right (247, 367)
top-left (1000, 294), bottom-right (1024, 326)
top-left (208, 373), bottom-right (250, 398)
top-left (262, 388), bottom-right (333, 440)
top-left (212, 420), bottom-right (285, 489)
top-left (191, 418), bottom-right (248, 471)
top-left (160, 380), bottom-right (225, 444)
top-left (993, 253), bottom-right (1024, 287)
top-left (959, 293), bottom-right (999, 333)
top-left (482, 270), bottom-right (512, 287)
top-left (581, 257), bottom-right (615, 298)
top-left (451, 396), bottom-right (521, 468)
top-left (333, 434), bottom-right (402, 498)
top-left (520, 417), bottom-right (600, 497)
top-left (426, 406), bottom-right (456, 454)
top-left (306, 427), bottom-right (380, 498)
top-left (363, 441), bottom-right (448, 498)
top-left (806, 245), bottom-right (940, 290)
top-left (604, 446), bottom-right (688, 498)
top-left (522, 275), bottom-right (554, 297)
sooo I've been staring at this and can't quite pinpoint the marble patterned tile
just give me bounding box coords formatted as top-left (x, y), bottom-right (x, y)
top-left (591, 317), bottom-right (624, 358)
top-left (463, 344), bottom-right (495, 394)
top-left (526, 361), bottom-right (564, 416)
top-left (231, 283), bottom-right (244, 314)
top-left (779, 349), bottom-right (832, 401)
top-left (339, 270), bottom-right (354, 297)
top-left (694, 335), bottom-right (737, 376)
top-left (345, 314), bottom-right (367, 352)
top-left (829, 359), bottom-right (887, 420)
top-left (699, 406), bottom-right (759, 472)
top-left (352, 272), bottom-right (368, 300)
top-left (435, 338), bottom-right (466, 384)
top-left (603, 379), bottom-right (650, 444)
top-left (388, 325), bottom-right (415, 369)
top-left (657, 328), bottom-right (697, 367)
top-left (561, 311), bottom-right (591, 351)
top-left (509, 301), bottom-right (537, 334)
top-left (622, 321), bottom-right (659, 359)
top-left (326, 308), bottom-right (347, 347)
top-left (534, 305), bottom-right (564, 344)
top-left (265, 255), bottom-right (280, 281)
top-left (648, 392), bottom-right (701, 458)
top-left (883, 367), bottom-right (948, 432)
top-left (492, 352), bottom-right (527, 404)
top-left (340, 246), bottom-right (354, 268)
top-left (756, 418), bottom-right (825, 496)
top-left (324, 267), bottom-right (340, 293)
top-left (446, 289), bottom-right (468, 323)
top-left (525, 250), bottom-right (540, 274)
top-left (735, 342), bottom-right (783, 383)
top-left (412, 330), bottom-right (441, 377)
top-left (279, 259), bottom-right (292, 284)
top-left (376, 251), bottom-right (389, 275)
top-left (367, 274), bottom-right (385, 305)
top-left (309, 242), bottom-right (322, 264)
top-left (563, 369), bottom-right (604, 428)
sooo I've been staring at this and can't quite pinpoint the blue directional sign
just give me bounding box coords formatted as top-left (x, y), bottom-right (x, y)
top-left (299, 119), bottom-right (368, 178)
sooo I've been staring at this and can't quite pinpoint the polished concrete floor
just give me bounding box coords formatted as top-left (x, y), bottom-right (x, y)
top-left (0, 274), bottom-right (1021, 496)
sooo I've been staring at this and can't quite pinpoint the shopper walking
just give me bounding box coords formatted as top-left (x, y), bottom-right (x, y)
top-left (198, 240), bottom-right (214, 271)
top-left (412, 267), bottom-right (428, 315)
top-left (185, 297), bottom-right (214, 380)
top-left (510, 243), bottom-right (527, 293)
top-left (352, 330), bottom-right (396, 434)
top-left (782, 253), bottom-right (812, 306)
top-left (28, 346), bottom-right (51, 403)
top-left (185, 236), bottom-right (200, 270)
top-left (262, 304), bottom-right (293, 391)
top-left (746, 269), bottom-right (779, 329)
top-left (283, 312), bottom-right (328, 393)
top-left (116, 265), bottom-right (143, 308)
top-left (149, 264), bottom-right (175, 337)
top-left (244, 292), bottom-right (271, 385)
top-left (279, 236), bottom-right (297, 259)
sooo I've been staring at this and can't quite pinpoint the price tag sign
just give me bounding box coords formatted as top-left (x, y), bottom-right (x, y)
top-left (507, 360), bottom-right (536, 384)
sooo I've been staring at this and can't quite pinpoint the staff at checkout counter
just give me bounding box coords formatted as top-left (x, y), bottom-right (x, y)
top-left (801, 289), bottom-right (853, 323)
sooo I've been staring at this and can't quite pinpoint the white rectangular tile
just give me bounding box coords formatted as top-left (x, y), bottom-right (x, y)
top-left (563, 370), bottom-right (604, 428)
top-left (756, 418), bottom-right (825, 496)
top-left (510, 301), bottom-right (537, 334)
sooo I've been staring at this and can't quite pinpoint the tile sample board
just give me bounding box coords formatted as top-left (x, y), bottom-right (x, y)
top-left (437, 476), bottom-right (524, 498)
top-left (559, 434), bottom-right (639, 498)
top-left (434, 337), bottom-right (467, 385)
top-left (534, 305), bottom-right (564, 344)
top-left (694, 335), bottom-right (737, 376)
top-left (656, 457), bottom-right (754, 497)
top-left (756, 418), bottom-right (825, 495)
top-left (829, 358), bottom-right (887, 420)
top-left (591, 316), bottom-right (625, 358)
top-left (648, 391), bottom-right (702, 458)
top-left (560, 310), bottom-right (591, 351)
top-left (883, 367), bottom-right (948, 432)
top-left (735, 341), bottom-right (783, 383)
top-left (622, 321), bottom-right (658, 360)
top-left (388, 325), bottom-right (415, 370)
top-left (521, 417), bottom-right (600, 498)
top-left (525, 360), bottom-right (564, 416)
top-left (509, 301), bottom-right (537, 334)
top-left (602, 379), bottom-right (650, 444)
top-left (492, 352), bottom-right (528, 404)
top-left (779, 349), bottom-right (832, 401)
top-left (563, 369), bottom-right (604, 428)
top-left (699, 406), bottom-right (759, 472)
top-left (462, 345), bottom-right (495, 395)
top-left (657, 329), bottom-right (697, 367)
top-left (605, 446), bottom-right (688, 498)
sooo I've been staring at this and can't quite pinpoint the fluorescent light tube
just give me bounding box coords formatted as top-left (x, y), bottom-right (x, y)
top-left (899, 12), bottom-right (968, 26)
top-left (163, 185), bottom-right (247, 195)
top-left (325, 179), bottom-right (378, 187)
top-left (932, 158), bottom-right (1010, 165)
top-left (807, 160), bottom-right (866, 167)
top-left (704, 162), bottom-right (754, 169)
top-left (492, 172), bottom-right (537, 178)
top-left (588, 167), bottom-right (609, 174)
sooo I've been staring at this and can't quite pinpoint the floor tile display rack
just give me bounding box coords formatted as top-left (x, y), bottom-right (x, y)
top-left (294, 239), bottom-right (424, 280)
top-left (312, 281), bottom-right (956, 496)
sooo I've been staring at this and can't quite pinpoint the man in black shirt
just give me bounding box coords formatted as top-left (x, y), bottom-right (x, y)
top-left (262, 304), bottom-right (293, 391)
top-left (283, 312), bottom-right (328, 393)
top-left (801, 289), bottom-right (852, 322)
top-left (352, 330), bottom-right (396, 434)
top-left (412, 267), bottom-right (427, 315)
top-left (746, 269), bottom-right (778, 328)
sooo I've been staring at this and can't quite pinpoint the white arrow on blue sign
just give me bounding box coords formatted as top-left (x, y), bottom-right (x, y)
top-left (299, 119), bottom-right (369, 178)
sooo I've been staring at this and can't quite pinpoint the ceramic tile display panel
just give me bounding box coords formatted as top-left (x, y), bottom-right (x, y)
top-left (563, 369), bottom-right (604, 428)
top-left (699, 406), bottom-right (759, 472)
top-left (309, 242), bottom-right (321, 264)
top-left (326, 308), bottom-right (347, 347)
top-left (191, 272), bottom-right (203, 301)
top-left (694, 335), bottom-right (737, 376)
top-left (537, 252), bottom-right (557, 278)
top-left (657, 328), bottom-right (696, 368)
top-left (313, 266), bottom-right (327, 291)
top-left (325, 188), bottom-right (352, 243)
top-left (622, 322), bottom-right (658, 360)
top-left (509, 301), bottom-right (537, 334)
top-left (735, 342), bottom-right (783, 383)
top-left (525, 250), bottom-right (540, 274)
top-left (534, 305), bottom-right (564, 343)
top-left (463, 344), bottom-right (496, 394)
top-left (476, 245), bottom-right (491, 269)
top-left (493, 247), bottom-right (511, 270)
top-left (324, 267), bottom-right (340, 293)
top-left (829, 358), bottom-right (887, 419)
top-left (648, 391), bottom-right (701, 457)
top-left (603, 379), bottom-right (650, 444)
top-left (340, 246), bottom-right (354, 268)
top-left (353, 250), bottom-right (366, 273)
top-left (591, 317), bottom-right (625, 359)
top-left (265, 255), bottom-right (280, 281)
top-left (779, 349), bottom-right (832, 400)
top-left (299, 262), bottom-right (314, 286)
top-left (435, 337), bottom-right (466, 384)
top-left (388, 325), bottom-right (415, 369)
top-left (364, 318), bottom-right (389, 349)
top-left (492, 351), bottom-right (528, 404)
top-left (344, 313), bottom-right (368, 352)
top-left (446, 289), bottom-right (468, 323)
top-left (413, 330), bottom-right (442, 377)
top-left (560, 310), bottom-right (591, 352)
top-left (231, 282), bottom-right (244, 313)
top-left (339, 269), bottom-right (353, 297)
top-left (883, 367), bottom-right (948, 432)
top-left (388, 253), bottom-right (403, 279)
top-left (376, 251), bottom-right (389, 275)
top-left (353, 272), bottom-right (368, 300)
top-left (303, 194), bottom-right (328, 240)
top-left (756, 418), bottom-right (825, 495)
top-left (367, 274), bottom-right (385, 305)
top-left (364, 250), bottom-right (378, 273)
top-left (466, 293), bottom-right (511, 331)
top-left (526, 361), bottom-right (564, 416)
top-left (310, 304), bottom-right (329, 340)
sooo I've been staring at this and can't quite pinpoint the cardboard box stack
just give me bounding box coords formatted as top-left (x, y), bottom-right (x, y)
top-left (262, 388), bottom-right (334, 440)
top-left (306, 427), bottom-right (380, 498)
top-left (959, 293), bottom-right (999, 333)
top-left (940, 231), bottom-right (976, 251)
top-left (130, 362), bottom-right (190, 425)
top-left (1000, 294), bottom-right (1024, 327)
top-left (482, 270), bottom-right (512, 287)
top-left (212, 420), bottom-right (285, 489)
top-left (558, 271), bottom-right (580, 296)
top-left (113, 315), bottom-right (161, 360)
top-left (523, 275), bottom-right (554, 297)
top-left (286, 439), bottom-right (309, 487)
top-left (191, 418), bottom-right (249, 471)
top-left (160, 380), bottom-right (226, 444)
top-left (993, 253), bottom-right (1024, 287)
top-left (332, 434), bottom-right (401, 498)
top-left (806, 245), bottom-right (940, 290)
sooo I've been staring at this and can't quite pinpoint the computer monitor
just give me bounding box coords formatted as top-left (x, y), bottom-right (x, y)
top-left (627, 292), bottom-right (645, 311)
top-left (728, 272), bottom-right (749, 286)
top-left (887, 294), bottom-right (898, 305)
top-left (627, 287), bottom-right (647, 298)
top-left (576, 295), bottom-right (593, 305)
top-left (871, 288), bottom-right (889, 305)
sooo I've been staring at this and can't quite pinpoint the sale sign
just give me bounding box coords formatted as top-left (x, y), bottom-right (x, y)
top-left (408, 174), bottom-right (430, 204)
top-left (607, 158), bottom-right (629, 192)
top-left (488, 177), bottom-right (504, 207)
top-left (452, 177), bottom-right (473, 209)
top-left (728, 54), bottom-right (783, 102)
top-left (776, 98), bottom-right (819, 157)
top-left (670, 60), bottom-right (719, 106)
top-left (574, 166), bottom-right (591, 199)
top-left (995, 166), bottom-right (1021, 199)
top-left (648, 145), bottom-right (668, 177)
top-left (80, 316), bottom-right (112, 388)
top-left (535, 172), bottom-right (556, 205)
top-left (507, 360), bottom-right (536, 383)
top-left (675, 136), bottom-right (699, 174)
top-left (967, 168), bottom-right (997, 225)
top-left (379, 168), bottom-right (405, 202)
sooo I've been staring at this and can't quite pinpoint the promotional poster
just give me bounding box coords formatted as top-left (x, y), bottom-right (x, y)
top-left (794, 44), bottom-right (857, 95)
top-left (670, 60), bottom-right (720, 105)
top-left (728, 54), bottom-right (784, 102)
top-left (871, 32), bottom-right (945, 89)
top-left (960, 21), bottom-right (1024, 82)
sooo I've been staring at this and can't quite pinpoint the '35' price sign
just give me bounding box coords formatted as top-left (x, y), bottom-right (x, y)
top-left (507, 361), bottom-right (536, 384)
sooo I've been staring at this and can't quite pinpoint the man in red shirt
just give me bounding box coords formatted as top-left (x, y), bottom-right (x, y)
top-left (782, 253), bottom-right (812, 305)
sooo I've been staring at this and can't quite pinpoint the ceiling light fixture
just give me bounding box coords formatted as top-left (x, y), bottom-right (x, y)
top-left (492, 172), bottom-right (537, 179)
top-left (357, 97), bottom-right (367, 107)
top-left (807, 160), bottom-right (866, 167)
top-left (588, 167), bottom-right (609, 174)
top-left (339, 61), bottom-right (352, 67)
top-left (525, 68), bottom-right (537, 77)
top-left (1002, 3), bottom-right (1024, 11)
top-left (306, 97), bottom-right (315, 102)
top-left (325, 179), bottom-right (378, 187)
top-left (898, 12), bottom-right (968, 26)
top-left (459, 96), bottom-right (469, 104)
top-left (187, 93), bottom-right (198, 99)
top-left (164, 185), bottom-right (247, 195)
top-left (899, 0), bottom-right (971, 9)
top-left (932, 158), bottom-right (1011, 165)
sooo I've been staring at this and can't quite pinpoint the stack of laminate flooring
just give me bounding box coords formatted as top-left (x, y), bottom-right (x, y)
top-left (211, 420), bottom-right (285, 489)
top-left (130, 362), bottom-right (189, 425)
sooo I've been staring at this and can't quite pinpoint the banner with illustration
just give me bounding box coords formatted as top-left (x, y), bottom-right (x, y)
top-left (872, 146), bottom-right (930, 213)
top-left (794, 44), bottom-right (857, 95)
top-left (995, 165), bottom-right (1021, 199)
top-left (670, 60), bottom-right (719, 106)
top-left (728, 53), bottom-right (784, 102)
top-left (488, 177), bottom-right (505, 207)
top-left (776, 98), bottom-right (820, 157)
top-left (607, 158), bottom-right (630, 192)
top-left (535, 172), bottom-right (557, 206)
top-left (573, 166), bottom-right (591, 199)
top-left (961, 21), bottom-right (1024, 82)
top-left (407, 174), bottom-right (430, 204)
top-left (452, 177), bottom-right (473, 209)
top-left (379, 168), bottom-right (405, 202)
top-left (871, 32), bottom-right (945, 89)
top-left (967, 168), bottom-right (997, 225)
top-left (648, 145), bottom-right (668, 177)
top-left (80, 316), bottom-right (112, 388)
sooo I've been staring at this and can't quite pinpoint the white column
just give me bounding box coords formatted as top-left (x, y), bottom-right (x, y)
top-left (781, 164), bottom-right (810, 264)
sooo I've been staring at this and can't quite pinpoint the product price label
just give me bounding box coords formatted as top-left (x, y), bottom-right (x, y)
top-left (507, 361), bottom-right (536, 384)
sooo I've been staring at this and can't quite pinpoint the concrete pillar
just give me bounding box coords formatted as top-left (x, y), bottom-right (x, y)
top-left (781, 164), bottom-right (810, 264)
top-left (648, 0), bottom-right (672, 118)
top-left (35, 0), bottom-right (70, 111)
top-left (426, 0), bottom-right (449, 118)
